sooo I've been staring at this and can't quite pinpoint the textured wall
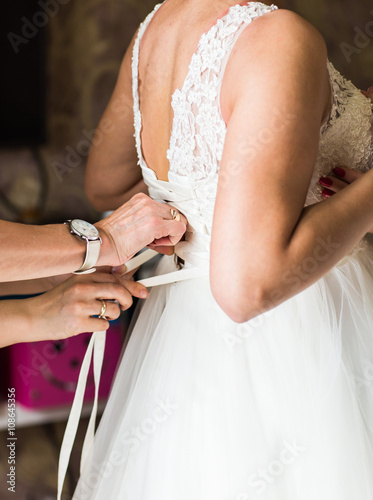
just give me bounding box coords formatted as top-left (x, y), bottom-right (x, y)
top-left (47, 0), bottom-right (158, 151)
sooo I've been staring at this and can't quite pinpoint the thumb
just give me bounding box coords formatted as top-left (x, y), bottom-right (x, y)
top-left (147, 244), bottom-right (175, 256)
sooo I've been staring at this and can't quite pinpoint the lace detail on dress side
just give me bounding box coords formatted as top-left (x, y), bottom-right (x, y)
top-left (306, 60), bottom-right (373, 254)
top-left (305, 60), bottom-right (373, 209)
top-left (318, 61), bottom-right (373, 177)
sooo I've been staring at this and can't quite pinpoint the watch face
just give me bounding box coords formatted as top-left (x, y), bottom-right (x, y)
top-left (71, 219), bottom-right (99, 239)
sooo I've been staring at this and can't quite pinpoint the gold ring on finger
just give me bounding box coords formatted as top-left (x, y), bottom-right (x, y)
top-left (98, 299), bottom-right (108, 319)
top-left (170, 208), bottom-right (181, 222)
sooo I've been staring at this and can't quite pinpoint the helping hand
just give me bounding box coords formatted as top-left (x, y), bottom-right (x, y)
top-left (23, 271), bottom-right (148, 342)
top-left (95, 193), bottom-right (187, 266)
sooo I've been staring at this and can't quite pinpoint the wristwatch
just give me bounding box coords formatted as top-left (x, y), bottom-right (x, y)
top-left (64, 219), bottom-right (102, 274)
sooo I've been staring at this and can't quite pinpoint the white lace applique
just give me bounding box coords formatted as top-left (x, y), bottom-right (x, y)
top-left (308, 61), bottom-right (373, 254)
top-left (132, 2), bottom-right (278, 182)
top-left (168, 2), bottom-right (278, 180)
top-left (131, 3), bottom-right (162, 170)
top-left (310, 61), bottom-right (373, 200)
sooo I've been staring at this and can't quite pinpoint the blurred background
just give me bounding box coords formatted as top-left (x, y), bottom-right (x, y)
top-left (0, 0), bottom-right (372, 498)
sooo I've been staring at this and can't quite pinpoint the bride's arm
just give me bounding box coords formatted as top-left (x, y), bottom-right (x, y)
top-left (85, 31), bottom-right (147, 212)
top-left (211, 10), bottom-right (373, 323)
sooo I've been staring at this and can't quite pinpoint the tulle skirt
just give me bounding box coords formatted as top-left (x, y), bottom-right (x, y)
top-left (72, 243), bottom-right (373, 500)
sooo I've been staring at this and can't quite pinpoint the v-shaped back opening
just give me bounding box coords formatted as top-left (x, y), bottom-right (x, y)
top-left (132, 1), bottom-right (254, 183)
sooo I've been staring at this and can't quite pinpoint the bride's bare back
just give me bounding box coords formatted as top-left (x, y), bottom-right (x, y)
top-left (138, 0), bottom-right (250, 181)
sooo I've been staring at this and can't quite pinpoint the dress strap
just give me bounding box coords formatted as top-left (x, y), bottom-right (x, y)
top-left (132, 3), bottom-right (163, 165)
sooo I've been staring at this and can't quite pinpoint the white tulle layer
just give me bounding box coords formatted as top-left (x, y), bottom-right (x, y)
top-left (73, 244), bottom-right (373, 500)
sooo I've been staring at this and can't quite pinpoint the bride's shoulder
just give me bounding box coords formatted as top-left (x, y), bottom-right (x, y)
top-left (228, 8), bottom-right (327, 80)
top-left (221, 8), bottom-right (330, 120)
top-left (239, 8), bottom-right (327, 56)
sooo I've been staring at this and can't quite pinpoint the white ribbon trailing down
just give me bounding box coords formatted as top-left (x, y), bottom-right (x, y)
top-left (57, 330), bottom-right (106, 500)
top-left (57, 249), bottom-right (208, 500)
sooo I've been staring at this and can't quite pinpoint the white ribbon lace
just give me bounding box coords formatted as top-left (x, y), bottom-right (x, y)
top-left (57, 249), bottom-right (208, 500)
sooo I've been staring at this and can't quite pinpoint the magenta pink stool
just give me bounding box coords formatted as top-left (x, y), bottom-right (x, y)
top-left (6, 319), bottom-right (124, 409)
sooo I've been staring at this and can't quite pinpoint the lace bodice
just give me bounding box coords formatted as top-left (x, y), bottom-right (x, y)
top-left (307, 61), bottom-right (373, 205)
top-left (132, 1), bottom-right (373, 265)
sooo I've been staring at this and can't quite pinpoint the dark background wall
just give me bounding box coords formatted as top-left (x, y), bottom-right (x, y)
top-left (283, 0), bottom-right (373, 89)
top-left (0, 0), bottom-right (372, 225)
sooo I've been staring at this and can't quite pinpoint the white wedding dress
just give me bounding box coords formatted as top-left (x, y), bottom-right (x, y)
top-left (65, 2), bottom-right (373, 499)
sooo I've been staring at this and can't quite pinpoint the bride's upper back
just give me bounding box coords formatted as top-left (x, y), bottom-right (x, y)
top-left (136, 0), bottom-right (276, 181)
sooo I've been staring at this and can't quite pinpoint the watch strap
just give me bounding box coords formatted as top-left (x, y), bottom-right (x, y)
top-left (73, 238), bottom-right (101, 274)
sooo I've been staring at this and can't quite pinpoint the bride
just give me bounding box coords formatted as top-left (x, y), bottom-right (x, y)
top-left (62, 1), bottom-right (373, 498)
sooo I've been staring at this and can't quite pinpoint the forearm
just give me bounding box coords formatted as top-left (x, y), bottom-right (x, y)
top-left (84, 33), bottom-right (144, 212)
top-left (266, 178), bottom-right (372, 303)
top-left (283, 177), bottom-right (373, 280)
top-left (0, 278), bottom-right (56, 296)
top-left (0, 208), bottom-right (137, 282)
top-left (88, 178), bottom-right (148, 212)
top-left (0, 299), bottom-right (33, 348)
top-left (213, 171), bottom-right (373, 322)
top-left (0, 221), bottom-right (89, 282)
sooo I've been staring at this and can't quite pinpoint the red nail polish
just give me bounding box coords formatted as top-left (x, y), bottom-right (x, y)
top-left (319, 177), bottom-right (333, 187)
top-left (322, 188), bottom-right (335, 198)
top-left (332, 167), bottom-right (345, 178)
